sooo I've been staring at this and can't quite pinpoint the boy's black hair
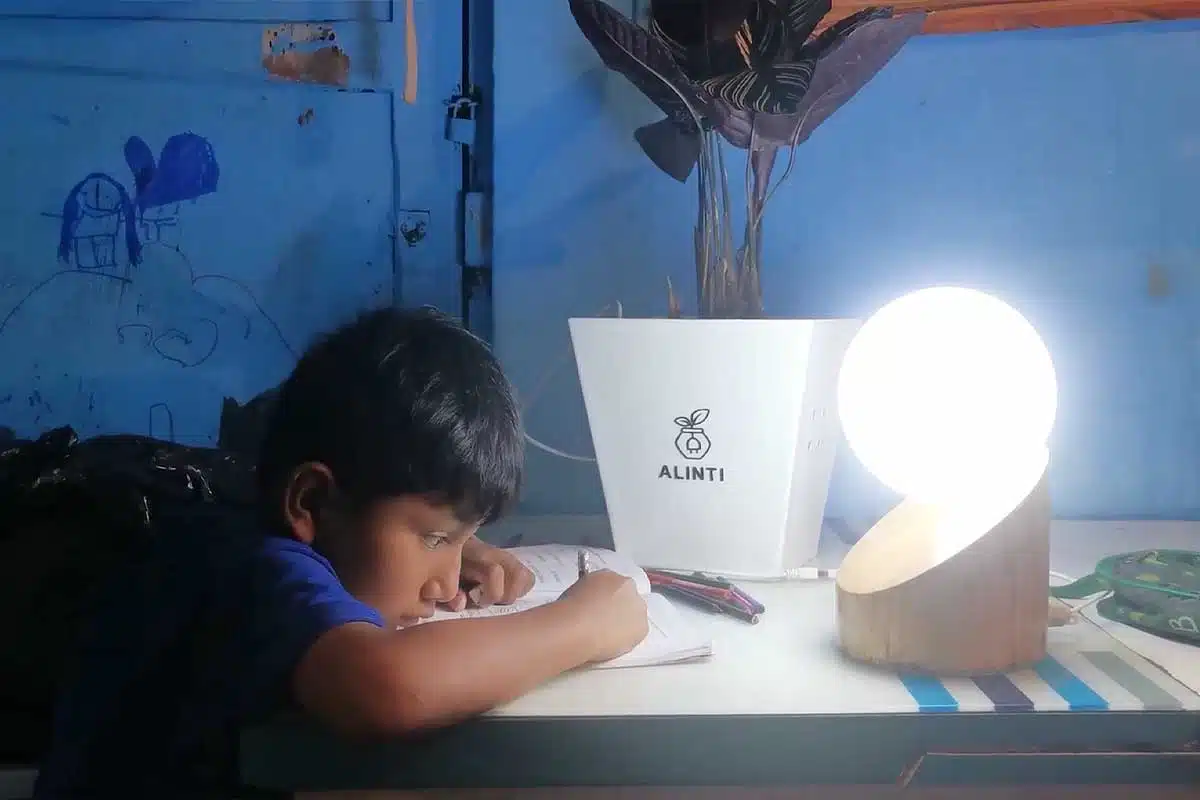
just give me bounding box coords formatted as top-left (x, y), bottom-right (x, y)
top-left (257, 306), bottom-right (524, 525)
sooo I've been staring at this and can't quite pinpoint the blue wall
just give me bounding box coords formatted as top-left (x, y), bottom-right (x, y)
top-left (4, 2), bottom-right (1200, 522)
top-left (491, 2), bottom-right (1200, 522)
top-left (0, 0), bottom-right (464, 446)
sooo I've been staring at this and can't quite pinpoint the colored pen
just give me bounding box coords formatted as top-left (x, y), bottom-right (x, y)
top-left (649, 569), bottom-right (766, 615)
top-left (651, 569), bottom-right (732, 589)
top-left (731, 587), bottom-right (765, 615)
top-left (699, 591), bottom-right (760, 624)
top-left (648, 572), bottom-right (746, 607)
top-left (655, 583), bottom-right (759, 625)
top-left (648, 573), bottom-right (758, 618)
top-left (653, 583), bottom-right (724, 616)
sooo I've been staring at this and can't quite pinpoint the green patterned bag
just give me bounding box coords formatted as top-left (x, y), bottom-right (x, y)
top-left (1051, 549), bottom-right (1199, 646)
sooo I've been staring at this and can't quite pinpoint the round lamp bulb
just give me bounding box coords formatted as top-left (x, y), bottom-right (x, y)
top-left (837, 287), bottom-right (1057, 504)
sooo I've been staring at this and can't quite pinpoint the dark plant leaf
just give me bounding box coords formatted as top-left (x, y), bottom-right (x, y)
top-left (781, 0), bottom-right (833, 50)
top-left (649, 0), bottom-right (754, 77)
top-left (688, 0), bottom-right (814, 112)
top-left (654, 0), bottom-right (793, 84)
top-left (700, 57), bottom-right (817, 113)
top-left (810, 5), bottom-right (897, 57)
top-left (721, 9), bottom-right (924, 149)
top-left (568, 0), bottom-right (708, 133)
top-left (740, 0), bottom-right (791, 64)
top-left (635, 118), bottom-right (702, 182)
top-left (650, 0), bottom-right (752, 52)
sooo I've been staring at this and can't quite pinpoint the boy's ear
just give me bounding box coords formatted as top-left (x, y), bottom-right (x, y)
top-left (282, 462), bottom-right (337, 545)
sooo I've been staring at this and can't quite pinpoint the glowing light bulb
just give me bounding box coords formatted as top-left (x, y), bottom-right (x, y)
top-left (836, 287), bottom-right (1057, 505)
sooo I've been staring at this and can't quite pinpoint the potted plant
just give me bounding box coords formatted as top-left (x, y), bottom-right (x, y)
top-left (565, 0), bottom-right (926, 575)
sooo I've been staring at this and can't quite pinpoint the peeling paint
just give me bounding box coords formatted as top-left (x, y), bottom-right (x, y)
top-left (398, 210), bottom-right (430, 248)
top-left (261, 24), bottom-right (350, 88)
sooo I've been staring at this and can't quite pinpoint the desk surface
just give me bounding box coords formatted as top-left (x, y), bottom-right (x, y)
top-left (490, 581), bottom-right (1195, 718)
top-left (240, 519), bottom-right (1200, 791)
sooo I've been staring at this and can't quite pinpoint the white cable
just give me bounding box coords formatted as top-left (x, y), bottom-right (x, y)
top-left (1048, 569), bottom-right (1110, 624)
top-left (524, 434), bottom-right (597, 463)
top-left (520, 301), bottom-right (623, 464)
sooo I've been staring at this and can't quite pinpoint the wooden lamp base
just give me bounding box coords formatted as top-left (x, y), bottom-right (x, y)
top-left (836, 453), bottom-right (1052, 675)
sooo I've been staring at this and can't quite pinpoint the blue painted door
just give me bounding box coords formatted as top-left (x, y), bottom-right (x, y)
top-left (0, 1), bottom-right (463, 445)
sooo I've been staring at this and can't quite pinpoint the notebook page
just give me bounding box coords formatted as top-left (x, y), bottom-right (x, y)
top-left (508, 544), bottom-right (651, 597)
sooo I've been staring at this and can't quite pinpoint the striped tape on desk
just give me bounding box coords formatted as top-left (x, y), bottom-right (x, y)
top-left (900, 648), bottom-right (1196, 713)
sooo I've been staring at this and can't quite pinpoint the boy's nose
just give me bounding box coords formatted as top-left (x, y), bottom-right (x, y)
top-left (423, 560), bottom-right (462, 603)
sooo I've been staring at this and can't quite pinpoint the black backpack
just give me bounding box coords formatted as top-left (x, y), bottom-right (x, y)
top-left (0, 427), bottom-right (257, 761)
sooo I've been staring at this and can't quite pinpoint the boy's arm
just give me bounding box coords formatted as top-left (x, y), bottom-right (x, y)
top-left (293, 571), bottom-right (642, 737)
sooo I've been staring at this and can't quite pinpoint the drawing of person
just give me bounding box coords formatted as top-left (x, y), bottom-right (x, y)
top-left (56, 173), bottom-right (142, 274)
top-left (136, 202), bottom-right (181, 247)
top-left (124, 133), bottom-right (220, 248)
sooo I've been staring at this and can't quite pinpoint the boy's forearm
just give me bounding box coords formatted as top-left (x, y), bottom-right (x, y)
top-left (387, 599), bottom-right (592, 730)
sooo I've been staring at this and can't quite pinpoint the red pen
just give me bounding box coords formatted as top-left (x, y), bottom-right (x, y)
top-left (653, 584), bottom-right (759, 624)
top-left (648, 572), bottom-right (743, 604)
top-left (647, 570), bottom-right (764, 615)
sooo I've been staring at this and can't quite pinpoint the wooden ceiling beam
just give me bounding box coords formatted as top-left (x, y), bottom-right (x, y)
top-left (817, 0), bottom-right (1200, 34)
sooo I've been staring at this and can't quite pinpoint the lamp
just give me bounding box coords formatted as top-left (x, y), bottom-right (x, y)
top-left (834, 287), bottom-right (1058, 674)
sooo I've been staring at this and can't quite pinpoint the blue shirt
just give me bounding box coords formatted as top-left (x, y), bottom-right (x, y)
top-left (33, 508), bottom-right (383, 799)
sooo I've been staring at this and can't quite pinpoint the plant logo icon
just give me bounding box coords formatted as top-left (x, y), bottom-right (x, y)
top-left (673, 409), bottom-right (711, 460)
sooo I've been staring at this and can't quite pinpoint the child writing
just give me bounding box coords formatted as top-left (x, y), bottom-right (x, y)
top-left (34, 307), bottom-right (649, 798)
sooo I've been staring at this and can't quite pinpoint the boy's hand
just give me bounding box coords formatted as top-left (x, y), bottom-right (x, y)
top-left (557, 570), bottom-right (649, 663)
top-left (452, 538), bottom-right (536, 610)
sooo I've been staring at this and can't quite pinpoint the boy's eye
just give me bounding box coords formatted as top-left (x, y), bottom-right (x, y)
top-left (421, 534), bottom-right (447, 551)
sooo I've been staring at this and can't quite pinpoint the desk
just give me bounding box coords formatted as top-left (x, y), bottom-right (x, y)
top-left (240, 519), bottom-right (1200, 792)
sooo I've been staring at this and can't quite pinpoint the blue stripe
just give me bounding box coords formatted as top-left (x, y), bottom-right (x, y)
top-left (900, 674), bottom-right (958, 712)
top-left (1034, 656), bottom-right (1109, 710)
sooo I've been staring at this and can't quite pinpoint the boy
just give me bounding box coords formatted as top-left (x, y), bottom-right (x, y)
top-left (34, 307), bottom-right (649, 798)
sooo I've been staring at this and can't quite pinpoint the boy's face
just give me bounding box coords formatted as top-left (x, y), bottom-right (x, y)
top-left (327, 496), bottom-right (479, 627)
top-left (282, 463), bottom-right (478, 626)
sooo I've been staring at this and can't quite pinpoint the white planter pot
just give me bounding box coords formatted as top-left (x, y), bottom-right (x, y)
top-left (569, 317), bottom-right (860, 578)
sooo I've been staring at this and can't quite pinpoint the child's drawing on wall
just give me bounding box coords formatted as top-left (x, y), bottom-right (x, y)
top-left (136, 203), bottom-right (181, 246)
top-left (57, 132), bottom-right (221, 276)
top-left (56, 172), bottom-right (141, 278)
top-left (124, 132), bottom-right (220, 248)
top-left (1, 130), bottom-right (295, 442)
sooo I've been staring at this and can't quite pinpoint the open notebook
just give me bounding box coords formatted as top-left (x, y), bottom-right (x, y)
top-left (425, 544), bottom-right (713, 669)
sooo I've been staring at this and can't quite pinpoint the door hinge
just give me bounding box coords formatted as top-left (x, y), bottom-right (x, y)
top-left (444, 90), bottom-right (479, 148)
